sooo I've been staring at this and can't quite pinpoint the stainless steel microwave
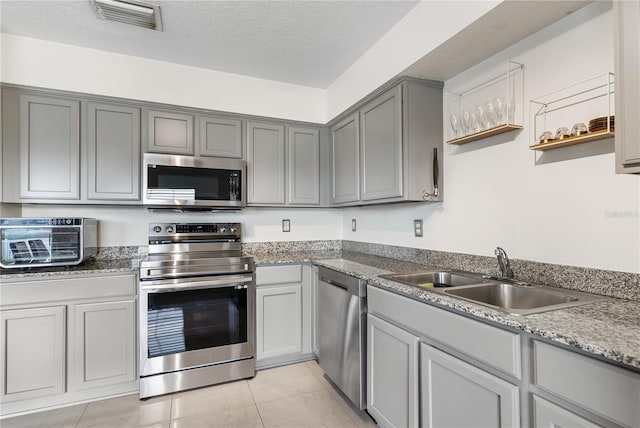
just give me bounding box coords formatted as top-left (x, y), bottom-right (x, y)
top-left (0, 218), bottom-right (97, 269)
top-left (142, 153), bottom-right (246, 209)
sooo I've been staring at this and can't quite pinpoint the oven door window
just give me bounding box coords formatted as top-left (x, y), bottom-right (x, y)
top-left (147, 165), bottom-right (242, 202)
top-left (146, 286), bottom-right (247, 358)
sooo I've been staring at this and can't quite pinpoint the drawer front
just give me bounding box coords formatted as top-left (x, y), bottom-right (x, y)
top-left (256, 264), bottom-right (302, 285)
top-left (1, 274), bottom-right (137, 306)
top-left (534, 340), bottom-right (640, 428)
top-left (368, 285), bottom-right (521, 379)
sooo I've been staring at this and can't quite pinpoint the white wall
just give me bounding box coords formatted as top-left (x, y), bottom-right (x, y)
top-left (0, 34), bottom-right (326, 123)
top-left (19, 205), bottom-right (342, 247)
top-left (342, 2), bottom-right (640, 274)
top-left (325, 1), bottom-right (500, 121)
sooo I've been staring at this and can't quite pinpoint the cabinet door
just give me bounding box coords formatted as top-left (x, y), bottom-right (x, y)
top-left (256, 284), bottom-right (302, 360)
top-left (331, 113), bottom-right (360, 204)
top-left (19, 94), bottom-right (80, 199)
top-left (86, 102), bottom-right (141, 200)
top-left (614, 0), bottom-right (640, 173)
top-left (199, 115), bottom-right (243, 158)
top-left (288, 126), bottom-right (320, 205)
top-left (247, 121), bottom-right (286, 204)
top-left (533, 395), bottom-right (599, 428)
top-left (1, 306), bottom-right (66, 402)
top-left (421, 343), bottom-right (519, 428)
top-left (72, 300), bottom-right (136, 390)
top-left (311, 266), bottom-right (320, 357)
top-left (367, 314), bottom-right (419, 428)
top-left (360, 85), bottom-right (403, 201)
top-left (147, 109), bottom-right (194, 155)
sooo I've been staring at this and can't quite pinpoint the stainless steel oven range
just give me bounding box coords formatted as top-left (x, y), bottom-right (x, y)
top-left (139, 222), bottom-right (255, 398)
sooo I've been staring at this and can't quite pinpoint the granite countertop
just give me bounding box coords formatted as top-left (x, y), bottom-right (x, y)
top-left (0, 258), bottom-right (139, 280)
top-left (249, 250), bottom-right (640, 371)
top-left (3, 249), bottom-right (638, 371)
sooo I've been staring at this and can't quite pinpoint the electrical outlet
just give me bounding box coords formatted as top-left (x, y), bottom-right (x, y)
top-left (282, 219), bottom-right (290, 232)
top-left (352, 219), bottom-right (357, 232)
top-left (414, 219), bottom-right (423, 237)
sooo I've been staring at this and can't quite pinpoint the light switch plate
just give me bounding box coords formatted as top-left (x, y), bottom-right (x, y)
top-left (414, 219), bottom-right (423, 237)
top-left (352, 219), bottom-right (357, 232)
top-left (282, 219), bottom-right (290, 232)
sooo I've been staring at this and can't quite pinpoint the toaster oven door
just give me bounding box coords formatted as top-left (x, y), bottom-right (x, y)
top-left (1, 226), bottom-right (81, 268)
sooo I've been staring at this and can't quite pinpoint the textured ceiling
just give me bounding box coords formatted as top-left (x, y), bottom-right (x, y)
top-left (0, 0), bottom-right (419, 88)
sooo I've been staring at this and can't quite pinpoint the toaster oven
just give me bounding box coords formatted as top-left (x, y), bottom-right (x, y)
top-left (0, 218), bottom-right (97, 269)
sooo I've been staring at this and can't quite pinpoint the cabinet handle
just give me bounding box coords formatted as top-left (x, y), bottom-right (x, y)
top-left (423, 147), bottom-right (440, 200)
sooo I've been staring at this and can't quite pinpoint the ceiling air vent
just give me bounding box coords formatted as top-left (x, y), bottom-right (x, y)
top-left (94, 0), bottom-right (163, 31)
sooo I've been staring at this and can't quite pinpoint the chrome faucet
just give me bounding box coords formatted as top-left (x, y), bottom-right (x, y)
top-left (495, 247), bottom-right (514, 279)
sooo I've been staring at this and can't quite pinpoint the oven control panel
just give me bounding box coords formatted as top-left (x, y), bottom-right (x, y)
top-left (148, 223), bottom-right (241, 244)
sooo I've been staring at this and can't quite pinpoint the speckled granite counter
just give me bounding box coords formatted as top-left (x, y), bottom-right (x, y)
top-left (0, 258), bottom-right (139, 280)
top-left (249, 250), bottom-right (640, 372)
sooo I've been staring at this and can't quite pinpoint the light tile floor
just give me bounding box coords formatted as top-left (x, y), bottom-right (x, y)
top-left (1, 361), bottom-right (377, 428)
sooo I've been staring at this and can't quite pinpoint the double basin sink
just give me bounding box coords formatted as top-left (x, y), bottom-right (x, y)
top-left (379, 271), bottom-right (608, 316)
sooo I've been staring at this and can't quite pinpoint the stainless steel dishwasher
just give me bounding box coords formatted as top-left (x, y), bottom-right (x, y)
top-left (318, 266), bottom-right (367, 409)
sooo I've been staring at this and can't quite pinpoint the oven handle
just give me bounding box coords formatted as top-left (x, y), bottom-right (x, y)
top-left (140, 274), bottom-right (254, 293)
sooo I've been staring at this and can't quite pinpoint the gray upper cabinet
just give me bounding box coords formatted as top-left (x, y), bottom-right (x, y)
top-left (614, 1), bottom-right (640, 174)
top-left (19, 94), bottom-right (80, 200)
top-left (199, 115), bottom-right (243, 158)
top-left (331, 112), bottom-right (360, 204)
top-left (288, 126), bottom-right (320, 205)
top-left (330, 79), bottom-right (443, 207)
top-left (247, 121), bottom-right (286, 204)
top-left (86, 102), bottom-right (140, 201)
top-left (360, 85), bottom-right (403, 201)
top-left (146, 109), bottom-right (194, 155)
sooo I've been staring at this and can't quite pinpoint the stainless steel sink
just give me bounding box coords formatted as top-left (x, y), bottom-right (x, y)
top-left (443, 282), bottom-right (609, 315)
top-left (379, 270), bottom-right (609, 315)
top-left (379, 271), bottom-right (490, 289)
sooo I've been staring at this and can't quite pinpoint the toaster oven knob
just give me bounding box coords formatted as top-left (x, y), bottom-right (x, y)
top-left (219, 227), bottom-right (227, 233)
top-left (166, 226), bottom-right (174, 234)
top-left (230, 227), bottom-right (237, 233)
top-left (153, 226), bottom-right (162, 233)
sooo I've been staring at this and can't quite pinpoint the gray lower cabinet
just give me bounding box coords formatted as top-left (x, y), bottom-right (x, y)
top-left (614, 0), bottom-right (640, 174)
top-left (0, 273), bottom-right (138, 417)
top-left (330, 79), bottom-right (443, 206)
top-left (146, 109), bottom-right (194, 155)
top-left (198, 114), bottom-right (243, 158)
top-left (532, 395), bottom-right (600, 428)
top-left (247, 121), bottom-right (286, 204)
top-left (288, 126), bottom-right (320, 205)
top-left (1, 306), bottom-right (66, 403)
top-left (366, 313), bottom-right (419, 428)
top-left (311, 266), bottom-right (320, 357)
top-left (18, 93), bottom-right (80, 200)
top-left (533, 340), bottom-right (640, 427)
top-left (71, 300), bottom-right (136, 390)
top-left (255, 264), bottom-right (313, 368)
top-left (86, 102), bottom-right (140, 201)
top-left (421, 343), bottom-right (519, 428)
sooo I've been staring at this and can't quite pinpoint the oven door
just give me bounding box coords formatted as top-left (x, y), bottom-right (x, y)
top-left (139, 273), bottom-right (255, 377)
